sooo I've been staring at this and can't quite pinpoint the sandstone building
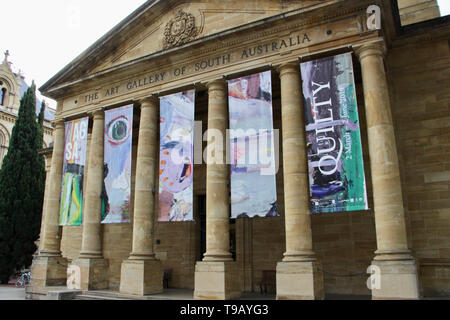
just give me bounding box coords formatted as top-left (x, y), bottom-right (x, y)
top-left (0, 53), bottom-right (55, 166)
top-left (29, 0), bottom-right (449, 300)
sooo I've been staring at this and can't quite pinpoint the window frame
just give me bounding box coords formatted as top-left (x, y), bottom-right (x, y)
top-left (0, 88), bottom-right (6, 106)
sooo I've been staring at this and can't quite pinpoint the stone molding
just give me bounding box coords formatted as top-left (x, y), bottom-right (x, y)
top-left (139, 95), bottom-right (159, 108)
top-left (355, 40), bottom-right (387, 61)
top-left (43, 0), bottom-right (376, 100)
top-left (163, 9), bottom-right (199, 49)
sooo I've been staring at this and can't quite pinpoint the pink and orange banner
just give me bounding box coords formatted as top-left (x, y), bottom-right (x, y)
top-left (59, 117), bottom-right (89, 226)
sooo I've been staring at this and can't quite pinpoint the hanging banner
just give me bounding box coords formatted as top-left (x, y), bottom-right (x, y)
top-left (102, 104), bottom-right (133, 224)
top-left (228, 71), bottom-right (278, 219)
top-left (158, 90), bottom-right (195, 222)
top-left (59, 117), bottom-right (89, 226)
top-left (301, 52), bottom-right (368, 213)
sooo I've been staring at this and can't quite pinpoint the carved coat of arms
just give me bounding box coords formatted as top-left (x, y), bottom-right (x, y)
top-left (163, 9), bottom-right (198, 49)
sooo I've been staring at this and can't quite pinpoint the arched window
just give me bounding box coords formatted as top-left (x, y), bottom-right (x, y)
top-left (0, 128), bottom-right (8, 168)
top-left (0, 88), bottom-right (5, 106)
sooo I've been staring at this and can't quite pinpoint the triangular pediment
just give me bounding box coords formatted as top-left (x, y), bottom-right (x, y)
top-left (91, 0), bottom-right (321, 74)
top-left (40, 0), bottom-right (330, 95)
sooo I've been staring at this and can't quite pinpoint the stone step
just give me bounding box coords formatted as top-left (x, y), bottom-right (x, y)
top-left (74, 293), bottom-right (130, 300)
top-left (71, 289), bottom-right (196, 300)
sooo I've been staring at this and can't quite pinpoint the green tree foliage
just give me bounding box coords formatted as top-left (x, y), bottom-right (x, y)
top-left (38, 101), bottom-right (45, 147)
top-left (38, 101), bottom-right (45, 129)
top-left (0, 82), bottom-right (45, 283)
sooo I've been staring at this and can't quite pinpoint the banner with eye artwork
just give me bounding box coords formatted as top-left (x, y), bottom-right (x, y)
top-left (59, 117), bottom-right (89, 226)
top-left (101, 105), bottom-right (133, 224)
top-left (158, 90), bottom-right (195, 222)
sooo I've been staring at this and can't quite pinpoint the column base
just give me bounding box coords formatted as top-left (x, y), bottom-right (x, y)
top-left (370, 259), bottom-right (420, 300)
top-left (276, 261), bottom-right (324, 300)
top-left (72, 258), bottom-right (109, 291)
top-left (119, 259), bottom-right (163, 296)
top-left (194, 261), bottom-right (241, 300)
top-left (30, 255), bottom-right (68, 287)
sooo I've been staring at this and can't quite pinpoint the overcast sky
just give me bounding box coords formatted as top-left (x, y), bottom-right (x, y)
top-left (1, 0), bottom-right (146, 109)
top-left (1, 0), bottom-right (449, 110)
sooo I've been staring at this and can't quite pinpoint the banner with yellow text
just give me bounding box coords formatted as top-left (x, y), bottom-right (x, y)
top-left (59, 117), bottom-right (88, 226)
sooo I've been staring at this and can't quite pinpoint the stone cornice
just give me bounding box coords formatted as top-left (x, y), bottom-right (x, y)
top-left (41, 0), bottom-right (376, 99)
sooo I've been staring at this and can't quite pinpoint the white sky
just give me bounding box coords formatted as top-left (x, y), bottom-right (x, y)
top-left (1, 0), bottom-right (449, 110)
top-left (438, 0), bottom-right (450, 16)
top-left (1, 0), bottom-right (146, 109)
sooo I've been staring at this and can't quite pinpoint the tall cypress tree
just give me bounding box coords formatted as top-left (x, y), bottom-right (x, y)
top-left (0, 82), bottom-right (45, 283)
top-left (38, 101), bottom-right (45, 148)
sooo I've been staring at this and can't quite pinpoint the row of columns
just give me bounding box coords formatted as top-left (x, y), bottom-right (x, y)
top-left (33, 41), bottom-right (420, 299)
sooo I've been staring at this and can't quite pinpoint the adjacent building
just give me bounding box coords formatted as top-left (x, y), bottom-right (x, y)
top-left (0, 52), bottom-right (55, 165)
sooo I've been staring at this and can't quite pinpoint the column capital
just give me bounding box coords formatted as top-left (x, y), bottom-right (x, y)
top-left (51, 119), bottom-right (65, 129)
top-left (139, 95), bottom-right (159, 109)
top-left (87, 109), bottom-right (104, 119)
top-left (355, 41), bottom-right (386, 61)
top-left (276, 61), bottom-right (300, 76)
top-left (206, 78), bottom-right (227, 91)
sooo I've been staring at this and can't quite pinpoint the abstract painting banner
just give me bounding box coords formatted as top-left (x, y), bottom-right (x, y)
top-left (158, 90), bottom-right (195, 222)
top-left (59, 117), bottom-right (89, 226)
top-left (228, 71), bottom-right (278, 219)
top-left (102, 104), bottom-right (133, 224)
top-left (301, 52), bottom-right (368, 213)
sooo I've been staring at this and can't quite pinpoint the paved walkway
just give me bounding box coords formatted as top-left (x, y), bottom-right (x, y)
top-left (81, 289), bottom-right (277, 300)
top-left (0, 286), bottom-right (26, 300)
top-left (1, 285), bottom-right (448, 300)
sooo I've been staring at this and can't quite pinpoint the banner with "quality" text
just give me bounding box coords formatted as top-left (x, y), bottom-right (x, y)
top-left (301, 53), bottom-right (368, 213)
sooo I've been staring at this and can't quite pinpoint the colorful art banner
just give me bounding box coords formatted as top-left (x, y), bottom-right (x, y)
top-left (59, 117), bottom-right (89, 226)
top-left (228, 71), bottom-right (278, 219)
top-left (102, 105), bottom-right (133, 224)
top-left (158, 90), bottom-right (195, 222)
top-left (301, 52), bottom-right (368, 213)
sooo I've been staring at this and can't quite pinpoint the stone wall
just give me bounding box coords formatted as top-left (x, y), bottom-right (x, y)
top-left (56, 35), bottom-right (450, 296)
top-left (56, 70), bottom-right (378, 296)
top-left (397, 0), bottom-right (441, 25)
top-left (387, 34), bottom-right (450, 297)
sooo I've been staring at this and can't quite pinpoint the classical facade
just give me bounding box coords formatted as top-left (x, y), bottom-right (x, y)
top-left (0, 52), bottom-right (55, 166)
top-left (30, 0), bottom-right (449, 300)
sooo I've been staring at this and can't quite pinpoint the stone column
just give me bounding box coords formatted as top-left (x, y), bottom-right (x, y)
top-left (37, 150), bottom-right (53, 253)
top-left (30, 119), bottom-right (68, 288)
top-left (276, 62), bottom-right (324, 300)
top-left (120, 97), bottom-right (163, 296)
top-left (356, 42), bottom-right (420, 300)
top-left (73, 109), bottom-right (108, 290)
top-left (194, 79), bottom-right (240, 300)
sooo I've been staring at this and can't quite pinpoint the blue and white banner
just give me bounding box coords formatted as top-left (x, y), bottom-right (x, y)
top-left (158, 91), bottom-right (195, 222)
top-left (228, 71), bottom-right (278, 219)
top-left (102, 104), bottom-right (133, 224)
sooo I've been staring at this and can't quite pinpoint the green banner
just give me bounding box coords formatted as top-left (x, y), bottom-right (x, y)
top-left (301, 53), bottom-right (368, 213)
